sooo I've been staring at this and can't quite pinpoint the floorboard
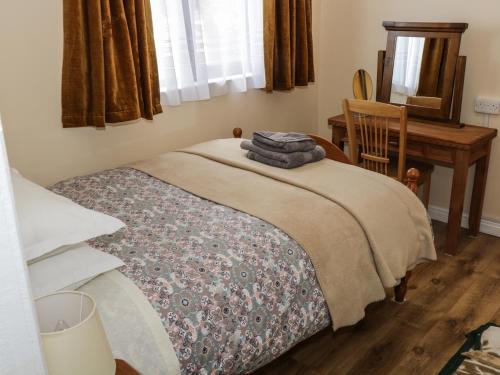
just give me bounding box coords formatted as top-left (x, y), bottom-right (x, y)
top-left (256, 222), bottom-right (500, 375)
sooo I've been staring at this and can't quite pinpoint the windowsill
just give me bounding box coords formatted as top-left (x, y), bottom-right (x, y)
top-left (160, 73), bottom-right (262, 96)
top-left (158, 73), bottom-right (265, 106)
top-left (159, 74), bottom-right (254, 93)
top-left (207, 73), bottom-right (253, 84)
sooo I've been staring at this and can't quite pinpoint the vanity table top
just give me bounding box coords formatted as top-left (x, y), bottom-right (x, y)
top-left (328, 114), bottom-right (497, 150)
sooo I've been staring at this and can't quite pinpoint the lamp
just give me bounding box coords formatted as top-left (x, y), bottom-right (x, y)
top-left (35, 291), bottom-right (116, 375)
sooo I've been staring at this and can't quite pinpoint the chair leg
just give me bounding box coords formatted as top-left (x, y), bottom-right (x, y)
top-left (422, 173), bottom-right (431, 209)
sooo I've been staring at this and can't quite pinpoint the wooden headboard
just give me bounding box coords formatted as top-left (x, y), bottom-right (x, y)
top-left (232, 128), bottom-right (351, 165)
top-left (232, 127), bottom-right (420, 195)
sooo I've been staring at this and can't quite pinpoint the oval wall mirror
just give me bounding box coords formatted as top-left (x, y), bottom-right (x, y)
top-left (353, 69), bottom-right (373, 100)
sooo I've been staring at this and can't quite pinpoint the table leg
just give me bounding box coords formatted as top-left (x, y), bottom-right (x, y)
top-left (331, 127), bottom-right (346, 149)
top-left (468, 141), bottom-right (492, 236)
top-left (446, 150), bottom-right (470, 255)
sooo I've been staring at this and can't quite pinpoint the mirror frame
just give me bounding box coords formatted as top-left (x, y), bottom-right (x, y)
top-left (378, 22), bottom-right (468, 123)
top-left (353, 69), bottom-right (373, 100)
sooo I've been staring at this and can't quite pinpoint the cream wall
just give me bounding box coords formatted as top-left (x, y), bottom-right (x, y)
top-left (317, 0), bottom-right (500, 222)
top-left (0, 1), bottom-right (319, 187)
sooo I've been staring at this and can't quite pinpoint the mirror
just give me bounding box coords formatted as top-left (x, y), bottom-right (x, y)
top-left (353, 69), bottom-right (373, 100)
top-left (390, 36), bottom-right (447, 109)
top-left (378, 22), bottom-right (468, 125)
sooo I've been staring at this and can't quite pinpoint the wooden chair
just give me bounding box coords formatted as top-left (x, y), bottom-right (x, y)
top-left (342, 99), bottom-right (434, 208)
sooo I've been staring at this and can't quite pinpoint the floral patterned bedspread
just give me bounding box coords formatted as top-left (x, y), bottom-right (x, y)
top-left (50, 168), bottom-right (330, 374)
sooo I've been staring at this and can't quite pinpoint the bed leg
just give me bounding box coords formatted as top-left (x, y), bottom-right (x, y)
top-left (394, 271), bottom-right (412, 304)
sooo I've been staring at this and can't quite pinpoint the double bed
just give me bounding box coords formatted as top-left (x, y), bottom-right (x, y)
top-left (48, 130), bottom-right (436, 374)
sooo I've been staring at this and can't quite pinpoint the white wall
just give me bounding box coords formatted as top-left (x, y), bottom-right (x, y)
top-left (0, 1), bottom-right (319, 187)
top-left (0, 124), bottom-right (46, 375)
top-left (317, 0), bottom-right (500, 222)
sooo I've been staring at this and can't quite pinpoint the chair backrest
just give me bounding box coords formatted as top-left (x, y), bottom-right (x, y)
top-left (307, 134), bottom-right (352, 165)
top-left (342, 99), bottom-right (408, 182)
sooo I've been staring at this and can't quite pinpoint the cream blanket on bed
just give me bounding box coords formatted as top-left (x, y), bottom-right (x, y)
top-left (130, 138), bottom-right (436, 329)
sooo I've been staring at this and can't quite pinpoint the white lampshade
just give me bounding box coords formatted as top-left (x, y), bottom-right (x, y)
top-left (35, 291), bottom-right (116, 375)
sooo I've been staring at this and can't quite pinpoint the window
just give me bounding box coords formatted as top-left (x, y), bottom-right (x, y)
top-left (150, 0), bottom-right (265, 106)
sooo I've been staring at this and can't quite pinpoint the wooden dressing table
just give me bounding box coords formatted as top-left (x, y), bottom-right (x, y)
top-left (328, 114), bottom-right (497, 255)
top-left (338, 21), bottom-right (498, 254)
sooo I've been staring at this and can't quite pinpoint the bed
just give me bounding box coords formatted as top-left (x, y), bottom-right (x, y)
top-left (49, 129), bottom-right (436, 374)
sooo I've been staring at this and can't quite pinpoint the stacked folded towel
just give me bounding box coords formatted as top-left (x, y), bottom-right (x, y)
top-left (241, 131), bottom-right (325, 169)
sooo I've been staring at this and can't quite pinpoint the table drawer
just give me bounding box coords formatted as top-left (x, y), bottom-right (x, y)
top-left (388, 141), bottom-right (453, 164)
top-left (423, 144), bottom-right (453, 164)
top-left (388, 140), bottom-right (425, 158)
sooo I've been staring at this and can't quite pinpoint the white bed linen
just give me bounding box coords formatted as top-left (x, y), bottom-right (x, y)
top-left (80, 270), bottom-right (181, 375)
top-left (11, 170), bottom-right (125, 261)
top-left (29, 243), bottom-right (124, 298)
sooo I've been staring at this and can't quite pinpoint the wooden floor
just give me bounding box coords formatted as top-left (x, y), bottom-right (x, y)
top-left (256, 222), bottom-right (500, 375)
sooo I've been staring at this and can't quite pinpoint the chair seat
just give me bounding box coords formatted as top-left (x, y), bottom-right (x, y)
top-left (358, 159), bottom-right (433, 184)
top-left (388, 159), bottom-right (434, 185)
top-left (405, 158), bottom-right (434, 174)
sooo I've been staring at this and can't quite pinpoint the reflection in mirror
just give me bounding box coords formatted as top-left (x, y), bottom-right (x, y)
top-left (353, 69), bottom-right (373, 100)
top-left (390, 36), bottom-right (448, 109)
top-left (406, 95), bottom-right (442, 109)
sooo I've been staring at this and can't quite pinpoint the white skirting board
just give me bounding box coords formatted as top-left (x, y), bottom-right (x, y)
top-left (428, 205), bottom-right (500, 238)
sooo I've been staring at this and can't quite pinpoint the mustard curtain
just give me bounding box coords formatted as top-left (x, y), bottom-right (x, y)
top-left (61, 0), bottom-right (162, 128)
top-left (264, 0), bottom-right (315, 92)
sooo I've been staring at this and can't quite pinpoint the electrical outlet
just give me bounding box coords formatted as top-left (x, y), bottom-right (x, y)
top-left (475, 97), bottom-right (500, 115)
